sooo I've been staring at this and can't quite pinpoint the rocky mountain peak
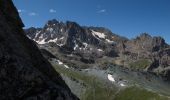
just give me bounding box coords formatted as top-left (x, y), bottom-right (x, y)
top-left (47, 19), bottom-right (60, 25)
top-left (25, 19), bottom-right (121, 51)
top-left (66, 21), bottom-right (80, 28)
top-left (25, 19), bottom-right (170, 81)
top-left (123, 33), bottom-right (167, 53)
top-left (139, 33), bottom-right (152, 39)
top-left (136, 33), bottom-right (166, 45)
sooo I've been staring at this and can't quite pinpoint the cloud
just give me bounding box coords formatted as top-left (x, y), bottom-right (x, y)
top-left (28, 12), bottom-right (38, 16)
top-left (97, 9), bottom-right (106, 13)
top-left (18, 9), bottom-right (22, 13)
top-left (18, 9), bottom-right (26, 13)
top-left (17, 9), bottom-right (38, 16)
top-left (49, 9), bottom-right (56, 13)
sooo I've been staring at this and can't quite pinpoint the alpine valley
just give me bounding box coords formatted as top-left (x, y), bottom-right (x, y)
top-left (25, 19), bottom-right (170, 100)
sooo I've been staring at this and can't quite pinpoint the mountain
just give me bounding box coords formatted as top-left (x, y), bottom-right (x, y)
top-left (25, 19), bottom-right (128, 65)
top-left (0, 0), bottom-right (79, 99)
top-left (25, 19), bottom-right (170, 81)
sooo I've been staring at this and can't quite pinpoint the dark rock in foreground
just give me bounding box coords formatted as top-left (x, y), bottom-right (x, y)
top-left (0, 0), bottom-right (79, 99)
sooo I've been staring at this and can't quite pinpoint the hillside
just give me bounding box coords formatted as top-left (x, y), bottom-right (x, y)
top-left (0, 0), bottom-right (78, 99)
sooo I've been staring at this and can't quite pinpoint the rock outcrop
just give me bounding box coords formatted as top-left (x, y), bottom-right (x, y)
top-left (25, 19), bottom-right (170, 81)
top-left (0, 0), bottom-right (79, 99)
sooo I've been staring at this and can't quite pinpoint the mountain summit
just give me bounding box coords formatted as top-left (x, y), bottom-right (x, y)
top-left (25, 19), bottom-right (170, 81)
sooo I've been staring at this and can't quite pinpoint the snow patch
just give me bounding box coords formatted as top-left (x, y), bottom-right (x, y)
top-left (60, 29), bottom-right (63, 32)
top-left (47, 27), bottom-right (53, 32)
top-left (59, 37), bottom-right (64, 40)
top-left (98, 49), bottom-right (103, 52)
top-left (27, 35), bottom-right (32, 39)
top-left (51, 34), bottom-right (54, 38)
top-left (74, 44), bottom-right (78, 50)
top-left (120, 83), bottom-right (126, 87)
top-left (39, 34), bottom-right (44, 39)
top-left (108, 74), bottom-right (115, 82)
top-left (57, 60), bottom-right (63, 65)
top-left (90, 48), bottom-right (93, 51)
top-left (64, 65), bottom-right (69, 69)
top-left (35, 31), bottom-right (41, 38)
top-left (57, 43), bottom-right (64, 47)
top-left (48, 38), bottom-right (58, 43)
top-left (106, 39), bottom-right (115, 43)
top-left (83, 43), bottom-right (88, 48)
top-left (37, 39), bottom-right (47, 44)
top-left (73, 40), bottom-right (79, 50)
top-left (91, 30), bottom-right (106, 39)
top-left (56, 60), bottom-right (69, 69)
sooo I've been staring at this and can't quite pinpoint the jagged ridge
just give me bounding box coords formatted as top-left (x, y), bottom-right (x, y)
top-left (25, 19), bottom-right (170, 81)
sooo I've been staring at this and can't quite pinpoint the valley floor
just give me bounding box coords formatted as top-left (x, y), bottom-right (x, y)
top-left (50, 61), bottom-right (170, 100)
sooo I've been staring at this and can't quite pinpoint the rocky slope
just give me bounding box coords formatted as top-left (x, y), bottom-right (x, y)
top-left (0, 0), bottom-right (79, 99)
top-left (25, 19), bottom-right (170, 81)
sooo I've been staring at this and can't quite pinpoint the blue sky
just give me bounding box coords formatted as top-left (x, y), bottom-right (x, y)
top-left (12, 0), bottom-right (170, 43)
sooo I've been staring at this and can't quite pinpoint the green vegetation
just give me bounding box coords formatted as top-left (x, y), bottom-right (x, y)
top-left (129, 59), bottom-right (151, 69)
top-left (51, 62), bottom-right (170, 100)
top-left (114, 86), bottom-right (169, 100)
top-left (52, 63), bottom-right (118, 100)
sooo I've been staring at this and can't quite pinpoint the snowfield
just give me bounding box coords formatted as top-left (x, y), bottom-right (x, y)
top-left (91, 30), bottom-right (106, 39)
top-left (107, 74), bottom-right (116, 82)
top-left (48, 38), bottom-right (58, 43)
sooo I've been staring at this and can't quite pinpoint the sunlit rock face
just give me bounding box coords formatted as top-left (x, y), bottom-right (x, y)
top-left (26, 18), bottom-right (170, 81)
top-left (26, 18), bottom-right (170, 82)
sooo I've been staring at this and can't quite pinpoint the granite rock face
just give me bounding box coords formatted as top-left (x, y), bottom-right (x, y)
top-left (0, 0), bottom-right (79, 99)
top-left (25, 19), bottom-right (125, 60)
top-left (119, 33), bottom-right (170, 80)
top-left (25, 19), bottom-right (170, 81)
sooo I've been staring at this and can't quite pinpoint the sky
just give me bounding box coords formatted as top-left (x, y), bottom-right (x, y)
top-left (12, 0), bottom-right (170, 43)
